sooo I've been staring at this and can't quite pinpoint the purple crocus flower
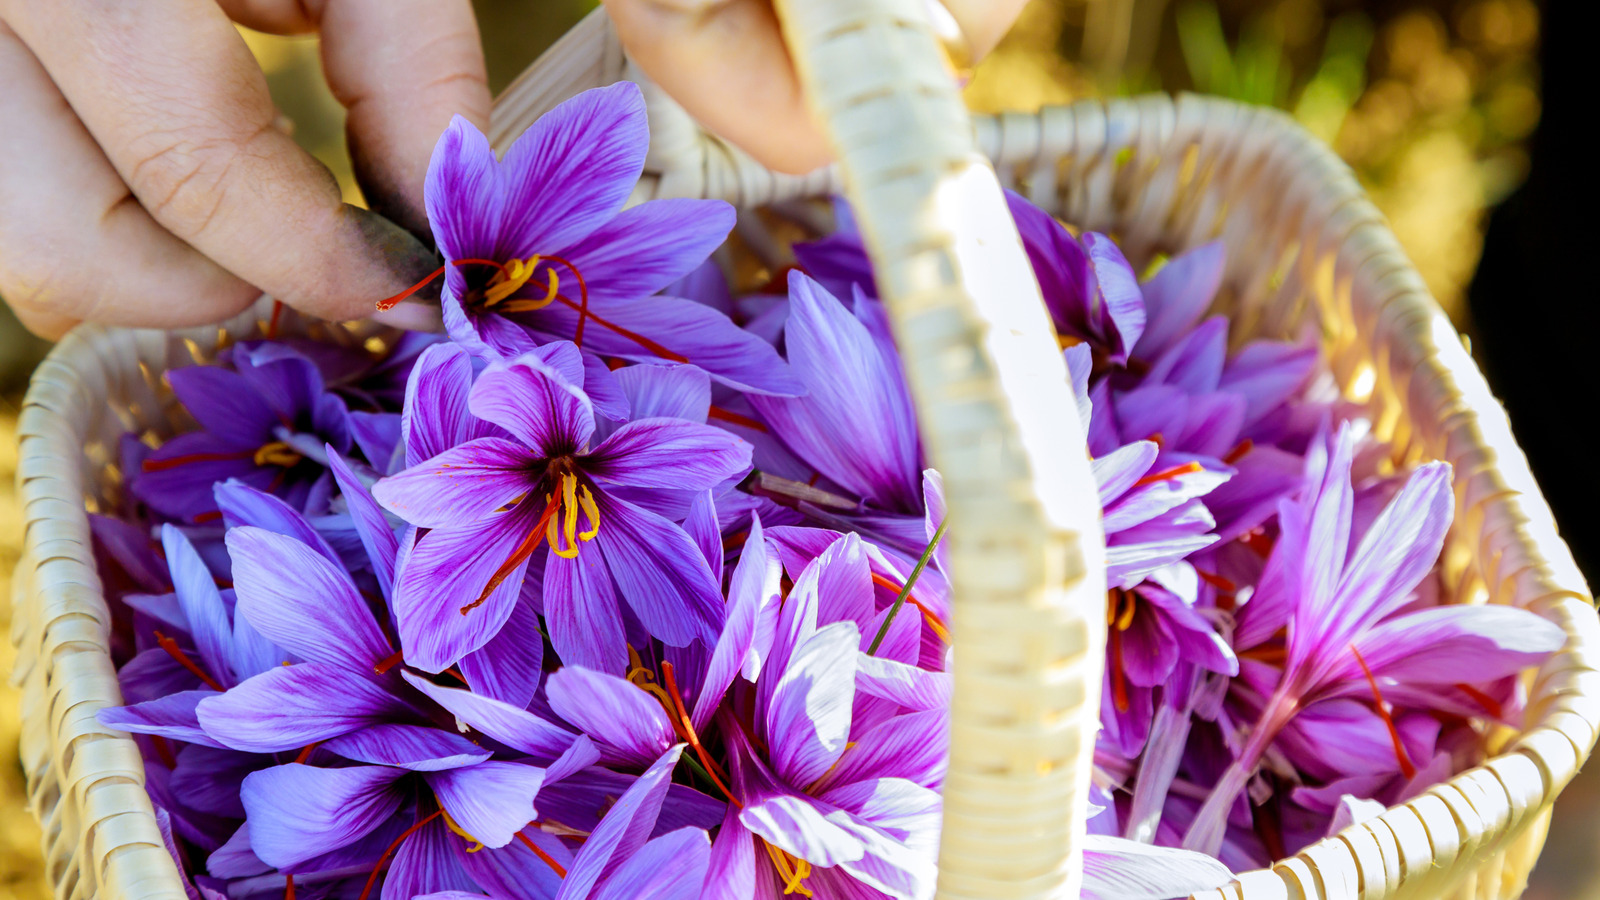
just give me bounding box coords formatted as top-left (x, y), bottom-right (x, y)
top-left (407, 82), bottom-right (799, 398)
top-left (373, 342), bottom-right (750, 674)
top-left (1181, 426), bottom-right (1566, 853)
top-left (132, 342), bottom-right (354, 522)
top-left (1006, 191), bottom-right (1145, 367)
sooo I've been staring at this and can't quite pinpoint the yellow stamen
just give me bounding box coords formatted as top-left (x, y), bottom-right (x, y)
top-left (577, 484), bottom-right (600, 541)
top-left (253, 441), bottom-right (303, 468)
top-left (484, 257), bottom-right (559, 309)
top-left (440, 810), bottom-right (485, 853)
top-left (1116, 592), bottom-right (1137, 631)
top-left (625, 646), bottom-right (676, 709)
top-left (762, 841), bottom-right (814, 897)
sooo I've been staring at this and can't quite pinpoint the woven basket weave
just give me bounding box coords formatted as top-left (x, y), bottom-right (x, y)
top-left (11, 2), bottom-right (1598, 899)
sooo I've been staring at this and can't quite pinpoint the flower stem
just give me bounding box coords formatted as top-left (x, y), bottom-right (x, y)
top-left (867, 517), bottom-right (948, 656)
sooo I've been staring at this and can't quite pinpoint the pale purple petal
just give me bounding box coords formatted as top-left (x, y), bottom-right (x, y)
top-left (226, 527), bottom-right (392, 668)
top-left (197, 662), bottom-right (416, 752)
top-left (240, 764), bottom-right (405, 869)
top-left (393, 500), bottom-right (541, 672)
top-left (592, 828), bottom-right (712, 900)
top-left (165, 366), bottom-right (276, 444)
top-left (739, 793), bottom-right (864, 869)
top-left (1135, 241), bottom-right (1224, 360)
top-left (767, 622), bottom-right (859, 788)
top-left (160, 525), bottom-right (234, 685)
top-left (560, 198), bottom-right (735, 305)
top-left (402, 672), bottom-right (577, 762)
top-left (556, 746), bottom-right (684, 900)
top-left (98, 690), bottom-right (225, 748)
top-left (214, 481), bottom-right (343, 567)
top-left (461, 594), bottom-right (546, 710)
top-left (426, 761), bottom-right (547, 848)
top-left (544, 542), bottom-right (628, 675)
top-left (1081, 835), bottom-right (1234, 900)
top-left (470, 354), bottom-right (595, 458)
top-left (374, 437), bottom-right (538, 529)
top-left (545, 666), bottom-right (676, 769)
top-left (586, 419), bottom-right (751, 491)
top-left (614, 364), bottom-right (711, 423)
top-left (1345, 605), bottom-right (1564, 685)
top-left (382, 819), bottom-right (478, 900)
top-left (328, 451), bottom-right (400, 598)
top-left (321, 723), bottom-right (490, 771)
top-left (595, 494), bottom-right (721, 647)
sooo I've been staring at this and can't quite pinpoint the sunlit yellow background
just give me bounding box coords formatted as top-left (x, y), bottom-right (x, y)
top-left (0, 0), bottom-right (1560, 897)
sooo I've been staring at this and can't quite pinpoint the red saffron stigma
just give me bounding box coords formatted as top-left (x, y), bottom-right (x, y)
top-left (869, 572), bottom-right (951, 641)
top-left (193, 510), bottom-right (224, 525)
top-left (464, 497), bottom-right (562, 614)
top-left (284, 874), bottom-right (295, 900)
top-left (1132, 460), bottom-right (1204, 489)
top-left (1223, 438), bottom-right (1254, 465)
top-left (293, 741), bottom-right (321, 765)
top-left (376, 258), bottom-right (507, 311)
top-left (358, 810), bottom-right (443, 900)
top-left (266, 300), bottom-right (285, 340)
top-left (151, 735), bottom-right (178, 769)
top-left (1456, 682), bottom-right (1505, 720)
top-left (154, 630), bottom-right (225, 692)
top-left (707, 406), bottom-right (769, 432)
top-left (1241, 529), bottom-right (1274, 557)
top-left (1351, 644), bottom-right (1417, 779)
top-left (722, 530), bottom-right (750, 551)
top-left (1146, 432), bottom-right (1165, 448)
top-left (516, 830), bottom-right (568, 876)
top-left (659, 662), bottom-right (742, 807)
top-left (373, 649), bottom-right (406, 675)
top-left (141, 449), bottom-right (255, 473)
top-left (1194, 569), bottom-right (1237, 593)
top-left (1109, 626), bottom-right (1130, 713)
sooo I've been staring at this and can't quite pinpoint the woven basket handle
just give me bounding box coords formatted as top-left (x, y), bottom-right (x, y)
top-left (491, 5), bottom-right (1109, 897)
top-left (769, 4), bottom-right (1105, 897)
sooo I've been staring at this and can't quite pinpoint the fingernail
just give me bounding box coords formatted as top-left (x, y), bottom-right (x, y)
top-left (346, 203), bottom-right (442, 295)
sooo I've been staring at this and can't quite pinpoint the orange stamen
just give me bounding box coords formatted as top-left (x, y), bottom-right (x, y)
top-left (358, 810), bottom-right (443, 900)
top-left (1132, 460), bottom-right (1204, 489)
top-left (1456, 682), bottom-right (1505, 720)
top-left (516, 830), bottom-right (568, 877)
top-left (154, 630), bottom-right (225, 692)
top-left (660, 662), bottom-right (741, 807)
top-left (708, 406), bottom-right (769, 433)
top-left (1351, 644), bottom-right (1417, 779)
top-left (373, 649), bottom-right (405, 675)
top-left (1223, 438), bottom-right (1254, 465)
top-left (141, 449), bottom-right (255, 473)
top-left (376, 259), bottom-right (507, 311)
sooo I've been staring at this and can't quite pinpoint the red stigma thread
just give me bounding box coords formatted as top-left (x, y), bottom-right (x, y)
top-left (1351, 644), bottom-right (1417, 779)
top-left (868, 572), bottom-right (950, 643)
top-left (357, 810), bottom-right (443, 900)
top-left (516, 830), bottom-right (569, 876)
top-left (373, 649), bottom-right (406, 675)
top-left (154, 631), bottom-right (225, 692)
top-left (1456, 682), bottom-right (1504, 720)
top-left (464, 495), bottom-right (563, 615)
top-left (376, 259), bottom-right (508, 311)
top-left (142, 449), bottom-right (256, 473)
top-left (708, 406), bottom-right (769, 433)
top-left (1132, 460), bottom-right (1204, 489)
top-left (284, 874), bottom-right (294, 900)
top-left (659, 661), bottom-right (741, 807)
top-left (1223, 438), bottom-right (1254, 465)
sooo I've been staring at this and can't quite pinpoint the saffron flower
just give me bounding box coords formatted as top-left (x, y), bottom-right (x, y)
top-left (374, 343), bottom-right (751, 673)
top-left (398, 82), bottom-right (800, 398)
top-left (132, 342), bottom-right (355, 522)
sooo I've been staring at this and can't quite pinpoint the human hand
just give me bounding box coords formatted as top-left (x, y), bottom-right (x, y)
top-left (603, 0), bottom-right (1029, 175)
top-left (0, 0), bottom-right (491, 339)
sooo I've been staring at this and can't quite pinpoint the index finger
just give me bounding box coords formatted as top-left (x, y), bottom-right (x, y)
top-left (1, 0), bottom-right (439, 323)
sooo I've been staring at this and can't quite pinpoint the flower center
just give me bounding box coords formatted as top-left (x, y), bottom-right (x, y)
top-left (481, 256), bottom-right (560, 311)
top-left (252, 440), bottom-right (304, 468)
top-left (544, 472), bottom-right (600, 560)
top-left (761, 840), bottom-right (815, 896)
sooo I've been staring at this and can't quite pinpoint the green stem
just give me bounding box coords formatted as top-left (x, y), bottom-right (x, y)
top-left (866, 517), bottom-right (949, 656)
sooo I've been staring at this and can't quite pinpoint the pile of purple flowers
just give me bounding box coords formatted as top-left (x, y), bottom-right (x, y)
top-left (88, 83), bottom-right (1563, 900)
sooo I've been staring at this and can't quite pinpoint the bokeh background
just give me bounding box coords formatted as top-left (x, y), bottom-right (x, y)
top-left (2, 0), bottom-right (1589, 897)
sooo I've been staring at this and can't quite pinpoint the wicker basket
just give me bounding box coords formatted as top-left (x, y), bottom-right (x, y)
top-left (11, 2), bottom-right (1598, 899)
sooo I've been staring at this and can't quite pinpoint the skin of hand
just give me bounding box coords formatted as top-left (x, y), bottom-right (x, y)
top-left (604, 0), bottom-right (1029, 174)
top-left (0, 0), bottom-right (491, 339)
